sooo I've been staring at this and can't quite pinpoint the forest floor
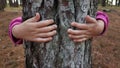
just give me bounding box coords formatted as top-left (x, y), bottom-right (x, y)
top-left (0, 6), bottom-right (120, 68)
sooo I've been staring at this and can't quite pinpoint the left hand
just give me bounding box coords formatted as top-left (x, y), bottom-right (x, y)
top-left (68, 15), bottom-right (104, 42)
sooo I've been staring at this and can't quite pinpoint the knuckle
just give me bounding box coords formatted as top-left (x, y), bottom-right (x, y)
top-left (33, 23), bottom-right (38, 27)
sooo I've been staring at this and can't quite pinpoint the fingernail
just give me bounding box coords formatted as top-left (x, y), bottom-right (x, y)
top-left (49, 37), bottom-right (53, 40)
top-left (50, 19), bottom-right (54, 22)
top-left (54, 25), bottom-right (57, 28)
top-left (68, 28), bottom-right (72, 30)
top-left (67, 29), bottom-right (70, 32)
top-left (69, 35), bottom-right (72, 37)
top-left (71, 22), bottom-right (74, 24)
top-left (71, 22), bottom-right (76, 26)
top-left (73, 40), bottom-right (77, 42)
top-left (54, 30), bottom-right (57, 33)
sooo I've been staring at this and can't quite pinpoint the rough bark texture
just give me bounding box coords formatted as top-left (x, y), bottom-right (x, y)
top-left (22, 0), bottom-right (97, 68)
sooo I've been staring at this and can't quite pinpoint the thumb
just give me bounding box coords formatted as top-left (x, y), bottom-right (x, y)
top-left (85, 15), bottom-right (96, 24)
top-left (27, 13), bottom-right (40, 22)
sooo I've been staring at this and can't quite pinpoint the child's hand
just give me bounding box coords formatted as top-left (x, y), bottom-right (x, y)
top-left (68, 15), bottom-right (104, 42)
top-left (12, 13), bottom-right (57, 42)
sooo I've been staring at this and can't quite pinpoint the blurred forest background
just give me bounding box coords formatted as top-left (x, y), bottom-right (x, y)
top-left (0, 0), bottom-right (120, 68)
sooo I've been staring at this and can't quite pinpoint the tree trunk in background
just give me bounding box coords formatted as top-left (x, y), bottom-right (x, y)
top-left (118, 0), bottom-right (120, 6)
top-left (14, 0), bottom-right (19, 7)
top-left (22, 0), bottom-right (97, 68)
top-left (0, 0), bottom-right (6, 11)
top-left (106, 0), bottom-right (108, 6)
top-left (98, 0), bottom-right (101, 4)
top-left (20, 0), bottom-right (22, 6)
top-left (9, 0), bottom-right (19, 7)
top-left (102, 0), bottom-right (106, 7)
top-left (115, 0), bottom-right (118, 6)
top-left (110, 0), bottom-right (113, 6)
top-left (116, 0), bottom-right (120, 6)
top-left (9, 0), bottom-right (13, 7)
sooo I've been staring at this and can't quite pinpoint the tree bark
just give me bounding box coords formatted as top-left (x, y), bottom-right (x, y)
top-left (102, 0), bottom-right (106, 7)
top-left (118, 0), bottom-right (120, 6)
top-left (116, 0), bottom-right (120, 6)
top-left (9, 0), bottom-right (13, 7)
top-left (9, 0), bottom-right (19, 7)
top-left (14, 0), bottom-right (19, 7)
top-left (0, 0), bottom-right (6, 11)
top-left (22, 0), bottom-right (97, 68)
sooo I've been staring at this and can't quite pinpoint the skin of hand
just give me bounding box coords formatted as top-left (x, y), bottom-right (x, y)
top-left (68, 15), bottom-right (104, 42)
top-left (12, 13), bottom-right (57, 42)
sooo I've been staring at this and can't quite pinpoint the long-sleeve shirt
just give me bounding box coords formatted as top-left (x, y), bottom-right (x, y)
top-left (9, 11), bottom-right (109, 45)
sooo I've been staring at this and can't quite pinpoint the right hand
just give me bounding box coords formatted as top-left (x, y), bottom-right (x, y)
top-left (12, 13), bottom-right (57, 42)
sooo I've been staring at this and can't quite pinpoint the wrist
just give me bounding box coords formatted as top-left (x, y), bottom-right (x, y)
top-left (12, 24), bottom-right (23, 39)
top-left (96, 20), bottom-right (105, 35)
top-left (96, 11), bottom-right (109, 35)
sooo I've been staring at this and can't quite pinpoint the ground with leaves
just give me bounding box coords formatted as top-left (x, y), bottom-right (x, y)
top-left (0, 7), bottom-right (120, 68)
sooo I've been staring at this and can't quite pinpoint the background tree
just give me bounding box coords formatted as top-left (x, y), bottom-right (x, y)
top-left (0, 0), bottom-right (7, 11)
top-left (9, 0), bottom-right (19, 7)
top-left (19, 0), bottom-right (22, 6)
top-left (116, 0), bottom-right (118, 6)
top-left (22, 0), bottom-right (97, 68)
top-left (111, 0), bottom-right (113, 6)
top-left (102, 0), bottom-right (106, 7)
top-left (118, 0), bottom-right (120, 6)
top-left (14, 0), bottom-right (19, 7)
top-left (9, 0), bottom-right (13, 7)
top-left (98, 0), bottom-right (101, 4)
top-left (106, 0), bottom-right (109, 6)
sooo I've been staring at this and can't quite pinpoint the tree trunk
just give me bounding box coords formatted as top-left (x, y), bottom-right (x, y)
top-left (116, 0), bottom-right (118, 6)
top-left (14, 0), bottom-right (19, 7)
top-left (9, 0), bottom-right (19, 7)
top-left (118, 0), bottom-right (120, 6)
top-left (106, 0), bottom-right (108, 6)
top-left (0, 0), bottom-right (6, 11)
top-left (22, 0), bottom-right (97, 68)
top-left (9, 0), bottom-right (13, 7)
top-left (98, 0), bottom-right (101, 4)
top-left (102, 0), bottom-right (106, 7)
top-left (111, 0), bottom-right (113, 6)
top-left (19, 0), bottom-right (22, 6)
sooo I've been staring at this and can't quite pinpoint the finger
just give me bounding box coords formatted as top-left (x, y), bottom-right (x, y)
top-left (34, 13), bottom-right (40, 22)
top-left (68, 29), bottom-right (87, 35)
top-left (85, 15), bottom-right (96, 24)
top-left (71, 22), bottom-right (88, 30)
top-left (36, 25), bottom-right (57, 33)
top-left (69, 34), bottom-right (88, 39)
top-left (27, 13), bottom-right (40, 22)
top-left (37, 30), bottom-right (57, 38)
top-left (73, 38), bottom-right (88, 42)
top-left (33, 37), bottom-right (53, 43)
top-left (36, 19), bottom-right (54, 28)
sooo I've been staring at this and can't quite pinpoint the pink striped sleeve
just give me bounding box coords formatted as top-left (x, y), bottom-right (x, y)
top-left (9, 17), bottom-right (23, 45)
top-left (96, 11), bottom-right (109, 35)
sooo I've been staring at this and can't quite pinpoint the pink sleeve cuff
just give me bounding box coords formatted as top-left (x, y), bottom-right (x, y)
top-left (96, 11), bottom-right (109, 35)
top-left (9, 17), bottom-right (23, 45)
